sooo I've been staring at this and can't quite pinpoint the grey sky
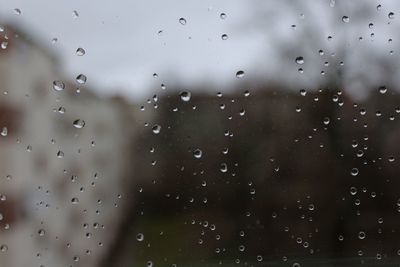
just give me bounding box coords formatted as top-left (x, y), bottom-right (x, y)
top-left (0, 0), bottom-right (262, 100)
top-left (1, 0), bottom-right (400, 101)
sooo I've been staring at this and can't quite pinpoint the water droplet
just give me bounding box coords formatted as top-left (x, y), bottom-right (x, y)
top-left (0, 244), bottom-right (7, 252)
top-left (1, 127), bottom-right (7, 137)
top-left (179, 91), bottom-right (191, 102)
top-left (220, 163), bottom-right (228, 173)
top-left (26, 145), bottom-right (32, 152)
top-left (351, 168), bottom-right (359, 176)
top-left (76, 74), bottom-right (87, 84)
top-left (56, 150), bottom-right (64, 158)
top-left (73, 119), bottom-right (86, 129)
top-left (236, 70), bottom-right (245, 78)
top-left (152, 124), bottom-right (161, 134)
top-left (221, 34), bottom-right (228, 40)
top-left (72, 10), bottom-right (79, 19)
top-left (389, 12), bottom-right (395, 19)
top-left (71, 197), bottom-right (79, 204)
top-left (379, 86), bottom-right (387, 94)
top-left (295, 56), bottom-right (304, 64)
top-left (76, 47), bottom-right (85, 56)
top-left (1, 42), bottom-right (8, 50)
top-left (193, 149), bottom-right (202, 159)
top-left (13, 8), bottom-right (21, 15)
top-left (220, 13), bottom-right (227, 19)
top-left (179, 18), bottom-right (186, 25)
top-left (358, 231), bottom-right (366, 240)
top-left (147, 261), bottom-right (153, 267)
top-left (136, 233), bottom-right (144, 241)
top-left (38, 229), bottom-right (46, 236)
top-left (58, 107), bottom-right (66, 114)
top-left (52, 81), bottom-right (65, 91)
top-left (342, 16), bottom-right (349, 23)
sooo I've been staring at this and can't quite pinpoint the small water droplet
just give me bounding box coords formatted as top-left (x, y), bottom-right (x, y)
top-left (0, 244), bottom-right (8, 252)
top-left (73, 119), bottom-right (86, 129)
top-left (342, 16), bottom-right (349, 23)
top-left (71, 197), bottom-right (79, 204)
top-left (52, 81), bottom-right (65, 91)
top-left (351, 168), bottom-right (359, 176)
top-left (220, 163), bottom-right (228, 173)
top-left (220, 13), bottom-right (227, 19)
top-left (72, 10), bottom-right (79, 19)
top-left (236, 70), bottom-right (245, 78)
top-left (76, 74), bottom-right (87, 84)
top-left (38, 229), bottom-right (46, 236)
top-left (13, 8), bottom-right (21, 15)
top-left (1, 127), bottom-right (7, 137)
top-left (76, 47), bottom-right (85, 56)
top-left (358, 231), bottom-right (366, 240)
top-left (379, 85), bottom-right (387, 94)
top-left (136, 233), bottom-right (144, 241)
top-left (56, 150), bottom-right (64, 158)
top-left (295, 56), bottom-right (304, 64)
top-left (179, 18), bottom-right (187, 25)
top-left (1, 42), bottom-right (8, 50)
top-left (152, 124), bottom-right (161, 134)
top-left (389, 12), bottom-right (395, 19)
top-left (179, 91), bottom-right (191, 102)
top-left (193, 149), bottom-right (202, 159)
top-left (221, 34), bottom-right (228, 40)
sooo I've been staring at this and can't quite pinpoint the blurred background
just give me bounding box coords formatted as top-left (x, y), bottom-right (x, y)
top-left (1, 0), bottom-right (400, 266)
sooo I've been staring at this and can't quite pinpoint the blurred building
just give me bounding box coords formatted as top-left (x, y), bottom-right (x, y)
top-left (0, 24), bottom-right (136, 267)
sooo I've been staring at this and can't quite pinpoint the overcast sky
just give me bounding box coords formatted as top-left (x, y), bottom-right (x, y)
top-left (1, 0), bottom-right (400, 101)
top-left (0, 0), bottom-right (266, 100)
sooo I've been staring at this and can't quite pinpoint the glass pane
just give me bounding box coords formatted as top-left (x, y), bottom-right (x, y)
top-left (0, 0), bottom-right (400, 266)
